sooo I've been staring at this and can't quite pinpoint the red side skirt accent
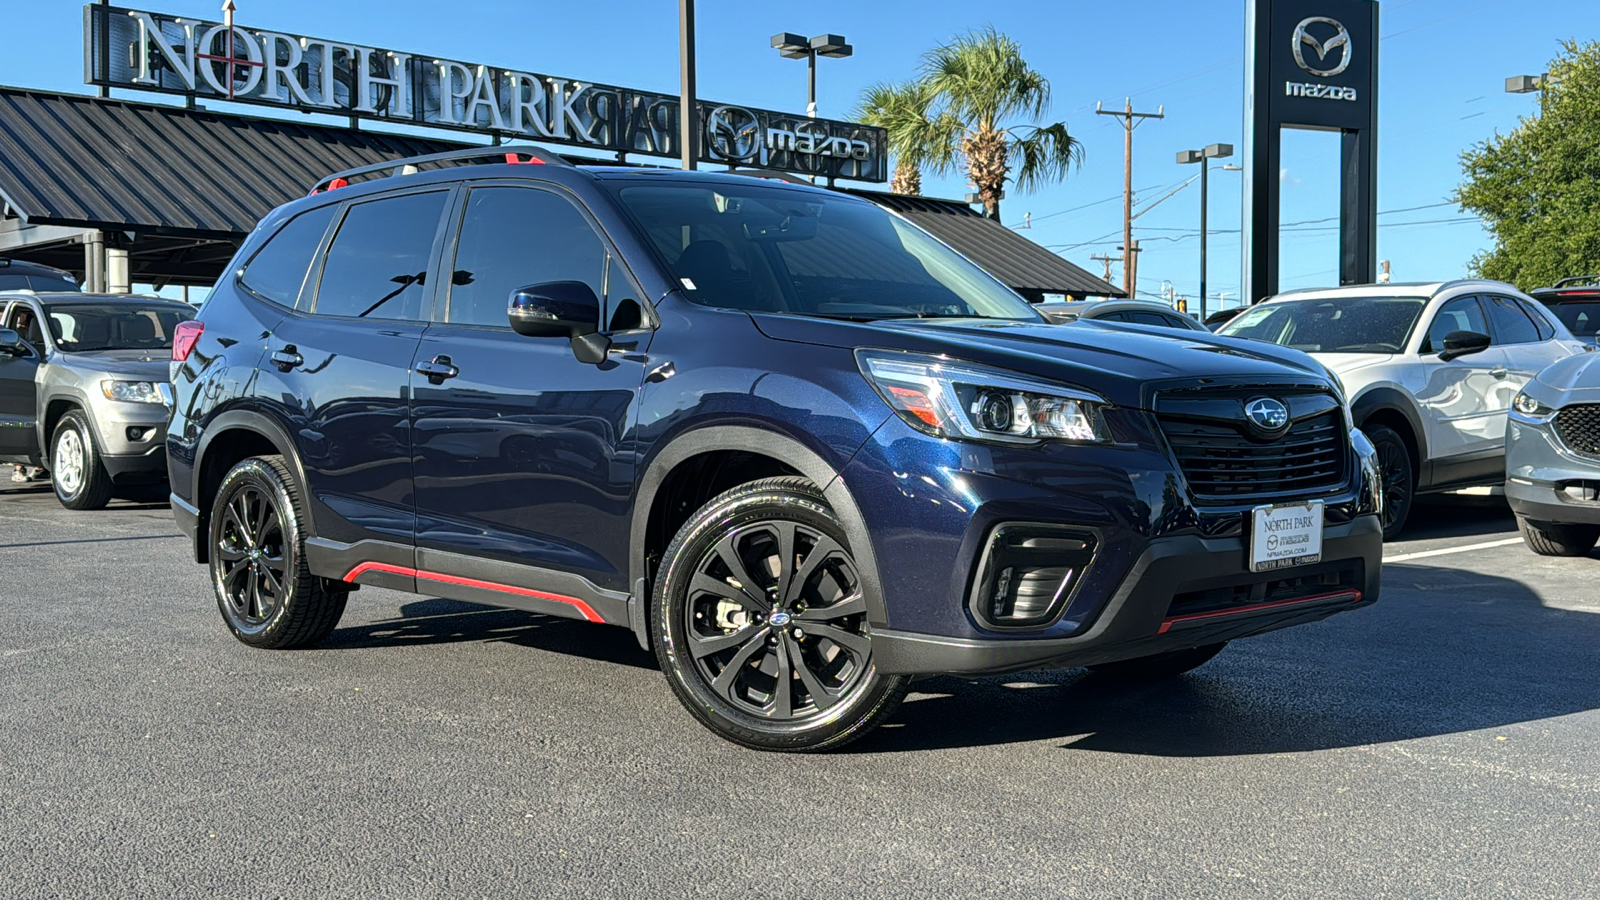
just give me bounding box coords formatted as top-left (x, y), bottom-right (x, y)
top-left (1157, 589), bottom-right (1363, 635)
top-left (344, 561), bottom-right (603, 623)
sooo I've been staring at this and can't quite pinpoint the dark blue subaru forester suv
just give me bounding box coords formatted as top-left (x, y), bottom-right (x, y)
top-left (169, 147), bottom-right (1383, 751)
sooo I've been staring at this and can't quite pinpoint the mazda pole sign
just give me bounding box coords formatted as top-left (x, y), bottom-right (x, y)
top-left (1244, 0), bottom-right (1378, 302)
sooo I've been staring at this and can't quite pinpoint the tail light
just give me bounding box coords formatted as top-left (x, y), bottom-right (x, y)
top-left (173, 320), bottom-right (204, 362)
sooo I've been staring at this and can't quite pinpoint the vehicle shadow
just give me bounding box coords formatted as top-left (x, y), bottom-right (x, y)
top-left (851, 561), bottom-right (1600, 756)
top-left (322, 596), bottom-right (657, 669)
top-left (1399, 494), bottom-right (1515, 542)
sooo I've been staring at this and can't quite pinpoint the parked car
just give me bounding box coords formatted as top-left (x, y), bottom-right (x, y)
top-left (1035, 298), bottom-right (1207, 332)
top-left (1506, 352), bottom-right (1600, 555)
top-left (1204, 307), bottom-right (1248, 331)
top-left (0, 292), bottom-right (192, 508)
top-left (1530, 275), bottom-right (1600, 347)
top-left (0, 258), bottom-right (80, 293)
top-left (1218, 281), bottom-right (1587, 537)
top-left (169, 147), bottom-right (1383, 752)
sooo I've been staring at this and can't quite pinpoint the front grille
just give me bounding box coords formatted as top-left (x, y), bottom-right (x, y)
top-left (1553, 404), bottom-right (1600, 460)
top-left (1159, 410), bottom-right (1347, 499)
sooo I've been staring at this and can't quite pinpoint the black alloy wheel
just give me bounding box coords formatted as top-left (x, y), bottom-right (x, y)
top-left (210, 456), bottom-right (347, 649)
top-left (1366, 424), bottom-right (1413, 540)
top-left (654, 477), bottom-right (909, 751)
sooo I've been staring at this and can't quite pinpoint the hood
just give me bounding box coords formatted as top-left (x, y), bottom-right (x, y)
top-left (1309, 352), bottom-right (1394, 378)
top-left (750, 314), bottom-right (1334, 409)
top-left (1536, 350), bottom-right (1600, 398)
top-left (55, 348), bottom-right (173, 381)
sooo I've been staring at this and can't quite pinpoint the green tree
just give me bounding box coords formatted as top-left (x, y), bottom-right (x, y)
top-left (1457, 40), bottom-right (1600, 289)
top-left (853, 79), bottom-right (954, 196)
top-left (919, 27), bottom-right (1082, 221)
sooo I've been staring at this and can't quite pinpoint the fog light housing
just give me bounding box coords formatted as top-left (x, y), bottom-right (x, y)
top-left (971, 525), bottom-right (1098, 629)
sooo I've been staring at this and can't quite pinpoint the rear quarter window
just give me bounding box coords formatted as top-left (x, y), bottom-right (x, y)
top-left (238, 203), bottom-right (338, 307)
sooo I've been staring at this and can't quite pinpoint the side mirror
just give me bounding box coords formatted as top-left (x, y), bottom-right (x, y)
top-left (1438, 330), bottom-right (1491, 362)
top-left (0, 328), bottom-right (25, 356)
top-left (508, 281), bottom-right (610, 364)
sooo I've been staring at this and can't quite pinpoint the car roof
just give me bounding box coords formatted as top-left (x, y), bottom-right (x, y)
top-left (0, 257), bottom-right (76, 277)
top-left (1037, 299), bottom-right (1186, 316)
top-left (1265, 279), bottom-right (1521, 302)
top-left (23, 292), bottom-right (184, 306)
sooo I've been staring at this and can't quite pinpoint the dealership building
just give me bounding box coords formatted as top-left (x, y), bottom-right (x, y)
top-left (0, 5), bottom-right (1117, 301)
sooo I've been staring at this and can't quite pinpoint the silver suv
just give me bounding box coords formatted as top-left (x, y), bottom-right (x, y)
top-left (0, 292), bottom-right (193, 509)
top-left (1219, 281), bottom-right (1588, 536)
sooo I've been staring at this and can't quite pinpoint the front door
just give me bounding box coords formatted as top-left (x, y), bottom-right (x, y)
top-left (410, 184), bottom-right (651, 596)
top-left (0, 301), bottom-right (43, 462)
top-left (1415, 294), bottom-right (1503, 464)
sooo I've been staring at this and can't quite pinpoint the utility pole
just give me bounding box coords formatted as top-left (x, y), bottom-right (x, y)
top-left (1097, 98), bottom-right (1163, 300)
top-left (1090, 253), bottom-right (1118, 285)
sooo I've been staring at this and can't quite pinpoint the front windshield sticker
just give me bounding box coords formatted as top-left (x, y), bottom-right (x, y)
top-left (681, 278), bottom-right (698, 291)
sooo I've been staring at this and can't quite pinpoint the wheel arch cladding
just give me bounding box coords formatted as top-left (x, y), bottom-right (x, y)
top-left (630, 426), bottom-right (891, 647)
top-left (191, 411), bottom-right (309, 564)
top-left (1352, 389), bottom-right (1426, 469)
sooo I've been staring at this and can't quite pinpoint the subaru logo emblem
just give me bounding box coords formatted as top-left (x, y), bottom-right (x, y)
top-left (1291, 16), bottom-right (1352, 77)
top-left (1244, 397), bottom-right (1291, 434)
top-left (768, 611), bottom-right (792, 628)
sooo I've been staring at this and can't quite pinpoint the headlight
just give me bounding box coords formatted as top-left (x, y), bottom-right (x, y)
top-left (1511, 391), bottom-right (1556, 423)
top-left (856, 350), bottom-right (1107, 444)
top-left (101, 380), bottom-right (166, 404)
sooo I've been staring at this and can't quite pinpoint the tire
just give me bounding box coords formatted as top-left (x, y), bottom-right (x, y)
top-left (210, 455), bottom-right (348, 649)
top-left (1516, 515), bottom-right (1600, 558)
top-left (653, 476), bottom-right (910, 752)
top-left (1088, 642), bottom-right (1228, 681)
top-left (50, 409), bottom-right (113, 511)
top-left (1365, 423), bottom-right (1414, 540)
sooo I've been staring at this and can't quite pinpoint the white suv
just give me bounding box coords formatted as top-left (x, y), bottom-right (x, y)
top-left (1219, 281), bottom-right (1587, 537)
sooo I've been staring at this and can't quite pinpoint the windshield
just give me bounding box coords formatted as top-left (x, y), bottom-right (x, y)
top-left (610, 182), bottom-right (1040, 321)
top-left (1549, 300), bottom-right (1600, 338)
top-left (42, 303), bottom-right (195, 352)
top-left (1219, 296), bottom-right (1427, 353)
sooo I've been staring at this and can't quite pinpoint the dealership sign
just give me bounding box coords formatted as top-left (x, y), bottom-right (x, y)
top-left (83, 5), bottom-right (887, 182)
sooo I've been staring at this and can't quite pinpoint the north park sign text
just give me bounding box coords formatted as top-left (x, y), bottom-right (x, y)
top-left (83, 5), bottom-right (887, 182)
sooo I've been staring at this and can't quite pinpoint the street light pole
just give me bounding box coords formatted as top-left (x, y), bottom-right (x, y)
top-left (678, 0), bottom-right (696, 170)
top-left (772, 33), bottom-right (853, 120)
top-left (1177, 143), bottom-right (1234, 321)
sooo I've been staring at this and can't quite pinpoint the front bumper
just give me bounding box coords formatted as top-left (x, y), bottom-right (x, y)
top-left (89, 401), bottom-right (171, 483)
top-left (873, 514), bottom-right (1382, 675)
top-left (1506, 418), bottom-right (1600, 525)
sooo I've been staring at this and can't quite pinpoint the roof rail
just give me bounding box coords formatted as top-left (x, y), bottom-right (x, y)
top-left (725, 167), bottom-right (820, 187)
top-left (1552, 274), bottom-right (1600, 289)
top-left (308, 145), bottom-right (572, 195)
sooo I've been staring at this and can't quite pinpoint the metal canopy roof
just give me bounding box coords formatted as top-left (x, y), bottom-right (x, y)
top-left (842, 189), bottom-right (1125, 300)
top-left (0, 87), bottom-right (1125, 298)
top-left (0, 87), bottom-right (458, 240)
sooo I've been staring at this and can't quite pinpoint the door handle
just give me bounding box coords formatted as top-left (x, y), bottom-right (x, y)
top-left (1490, 366), bottom-right (1509, 378)
top-left (270, 346), bottom-right (302, 372)
top-left (416, 355), bottom-right (459, 385)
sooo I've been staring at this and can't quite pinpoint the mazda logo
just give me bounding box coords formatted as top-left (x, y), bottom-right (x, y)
top-left (707, 105), bottom-right (762, 161)
top-left (1291, 16), bottom-right (1352, 78)
top-left (1245, 398), bottom-right (1291, 435)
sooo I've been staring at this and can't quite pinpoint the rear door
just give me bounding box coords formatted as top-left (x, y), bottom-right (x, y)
top-left (0, 300), bottom-right (42, 461)
top-left (255, 188), bottom-right (451, 563)
top-left (409, 183), bottom-right (652, 600)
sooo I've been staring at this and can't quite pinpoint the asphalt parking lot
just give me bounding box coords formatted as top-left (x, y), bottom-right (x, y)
top-left (2, 482), bottom-right (1597, 898)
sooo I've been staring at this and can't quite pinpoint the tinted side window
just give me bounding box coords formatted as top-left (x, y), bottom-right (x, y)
top-left (239, 203), bottom-right (337, 307)
top-left (1486, 294), bottom-right (1539, 345)
top-left (0, 274), bottom-right (29, 290)
top-left (1127, 311), bottom-right (1171, 327)
top-left (314, 192), bottom-right (447, 320)
top-left (1095, 312), bottom-right (1127, 322)
top-left (1517, 298), bottom-right (1555, 340)
top-left (446, 187), bottom-right (609, 329)
top-left (1421, 296), bottom-right (1487, 353)
top-left (5, 303), bottom-right (44, 348)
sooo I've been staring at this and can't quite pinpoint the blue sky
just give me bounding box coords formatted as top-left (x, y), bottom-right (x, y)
top-left (4, 0), bottom-right (1592, 308)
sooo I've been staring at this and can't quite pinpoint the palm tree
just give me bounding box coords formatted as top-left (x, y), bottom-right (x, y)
top-left (854, 80), bottom-right (955, 197)
top-left (918, 27), bottom-right (1082, 221)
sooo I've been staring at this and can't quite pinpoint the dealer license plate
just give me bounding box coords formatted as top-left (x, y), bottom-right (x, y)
top-left (1250, 500), bottom-right (1324, 572)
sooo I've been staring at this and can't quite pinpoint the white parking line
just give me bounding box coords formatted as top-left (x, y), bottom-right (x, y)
top-left (1383, 536), bottom-right (1523, 563)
